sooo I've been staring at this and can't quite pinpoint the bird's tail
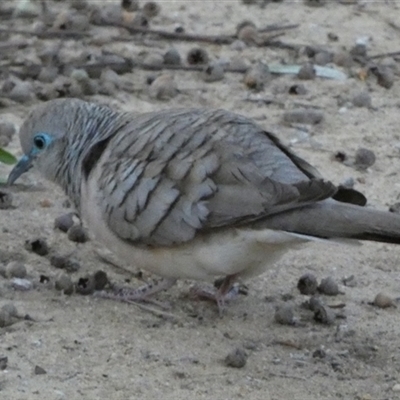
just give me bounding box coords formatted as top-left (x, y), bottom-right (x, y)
top-left (261, 200), bottom-right (400, 245)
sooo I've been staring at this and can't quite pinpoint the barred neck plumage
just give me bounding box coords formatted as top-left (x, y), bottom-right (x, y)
top-left (53, 103), bottom-right (129, 211)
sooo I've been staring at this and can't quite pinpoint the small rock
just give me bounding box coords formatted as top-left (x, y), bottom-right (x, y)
top-left (55, 273), bottom-right (74, 295)
top-left (288, 84), bottom-right (307, 95)
top-left (121, 0), bottom-right (139, 11)
top-left (50, 255), bottom-right (81, 273)
top-left (0, 121), bottom-right (16, 147)
top-left (67, 225), bottom-right (89, 243)
top-left (11, 278), bottom-right (33, 291)
top-left (313, 304), bottom-right (336, 325)
top-left (283, 109), bottom-right (324, 125)
top-left (8, 81), bottom-right (36, 103)
top-left (308, 295), bottom-right (324, 311)
top-left (34, 365), bottom-right (47, 375)
top-left (318, 277), bottom-right (339, 296)
top-left (244, 63), bottom-right (270, 91)
top-left (0, 356), bottom-right (7, 370)
top-left (0, 310), bottom-right (13, 327)
top-left (314, 51), bottom-right (332, 66)
top-left (2, 303), bottom-right (18, 317)
top-left (237, 25), bottom-right (259, 45)
top-left (371, 66), bottom-right (394, 89)
top-left (163, 48), bottom-right (181, 65)
top-left (201, 63), bottom-right (225, 82)
top-left (148, 74), bottom-right (178, 100)
top-left (144, 53), bottom-right (164, 68)
top-left (0, 265), bottom-right (6, 278)
top-left (187, 47), bottom-right (209, 65)
top-left (0, 191), bottom-right (13, 210)
top-left (75, 275), bottom-right (95, 295)
top-left (297, 63), bottom-right (316, 80)
top-left (93, 270), bottom-right (108, 291)
top-left (342, 275), bottom-right (357, 287)
top-left (373, 292), bottom-right (396, 308)
top-left (392, 383), bottom-right (400, 392)
top-left (54, 213), bottom-right (75, 233)
top-left (333, 51), bottom-right (353, 68)
top-left (350, 43), bottom-right (367, 58)
top-left (274, 304), bottom-right (296, 325)
top-left (127, 12), bottom-right (149, 28)
top-left (389, 202), bottom-right (400, 214)
top-left (6, 261), bottom-right (27, 279)
top-left (354, 148), bottom-right (376, 170)
top-left (39, 198), bottom-right (53, 208)
top-left (37, 66), bottom-right (59, 83)
top-left (327, 32), bottom-right (339, 41)
top-left (352, 91), bottom-right (371, 108)
top-left (142, 2), bottom-right (161, 18)
top-left (297, 273), bottom-right (318, 295)
top-left (225, 347), bottom-right (247, 368)
top-left (24, 238), bottom-right (49, 256)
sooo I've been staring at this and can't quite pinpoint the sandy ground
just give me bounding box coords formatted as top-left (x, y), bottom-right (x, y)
top-left (1, 1), bottom-right (400, 399)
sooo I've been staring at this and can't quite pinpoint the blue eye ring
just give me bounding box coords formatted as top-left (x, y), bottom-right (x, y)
top-left (33, 133), bottom-right (50, 151)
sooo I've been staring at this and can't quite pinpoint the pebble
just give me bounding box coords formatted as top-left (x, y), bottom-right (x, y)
top-left (10, 278), bottom-right (33, 291)
top-left (54, 213), bottom-right (75, 232)
top-left (333, 51), bottom-right (353, 68)
top-left (148, 74), bottom-right (178, 100)
top-left (121, 0), bottom-right (140, 11)
top-left (352, 91), bottom-right (371, 108)
top-left (0, 191), bottom-right (13, 210)
top-left (297, 63), bottom-right (316, 80)
top-left (0, 309), bottom-right (13, 327)
top-left (93, 270), bottom-right (109, 291)
top-left (274, 304), bottom-right (296, 325)
top-left (201, 63), bottom-right (225, 82)
top-left (2, 303), bottom-right (18, 317)
top-left (313, 304), bottom-right (336, 325)
top-left (34, 365), bottom-right (47, 375)
top-left (187, 47), bottom-right (209, 65)
top-left (244, 63), bottom-right (270, 91)
top-left (8, 81), bottom-right (36, 103)
top-left (163, 48), bottom-right (181, 65)
top-left (297, 273), bottom-right (318, 295)
top-left (354, 148), bottom-right (376, 170)
top-left (389, 202), bottom-right (400, 213)
top-left (225, 347), bottom-right (247, 368)
top-left (6, 261), bottom-right (27, 279)
top-left (75, 275), bottom-right (96, 295)
top-left (55, 273), bottom-right (74, 295)
top-left (288, 84), bottom-right (307, 95)
top-left (0, 356), bottom-right (7, 370)
top-left (142, 2), bottom-right (161, 18)
top-left (143, 53), bottom-right (164, 68)
top-left (0, 121), bottom-right (16, 147)
top-left (350, 43), bottom-right (367, 58)
top-left (373, 292), bottom-right (396, 308)
top-left (50, 255), bottom-right (81, 273)
top-left (237, 25), bottom-right (259, 45)
top-left (283, 109), bottom-right (324, 125)
top-left (24, 238), bottom-right (49, 256)
top-left (318, 277), bottom-right (339, 296)
top-left (308, 295), bottom-right (324, 311)
top-left (392, 384), bottom-right (400, 392)
top-left (372, 66), bottom-right (394, 89)
top-left (67, 225), bottom-right (89, 243)
top-left (314, 51), bottom-right (332, 66)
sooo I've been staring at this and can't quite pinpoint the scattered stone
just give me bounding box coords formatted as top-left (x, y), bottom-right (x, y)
top-left (373, 292), bottom-right (396, 308)
top-left (2, 303), bottom-right (18, 317)
top-left (283, 109), bottom-right (324, 125)
top-left (54, 213), bottom-right (75, 233)
top-left (0, 309), bottom-right (13, 327)
top-left (8, 81), bottom-right (36, 103)
top-left (297, 273), bottom-right (318, 295)
top-left (0, 191), bottom-right (13, 210)
top-left (314, 51), bottom-right (332, 66)
top-left (121, 0), bottom-right (139, 11)
top-left (24, 238), bottom-right (49, 256)
top-left (142, 2), bottom-right (161, 18)
top-left (0, 356), bottom-right (7, 370)
top-left (318, 277), bottom-right (339, 296)
top-left (6, 261), bottom-right (27, 279)
top-left (274, 304), bottom-right (296, 325)
top-left (371, 66), bottom-right (394, 89)
top-left (163, 48), bottom-right (181, 65)
top-left (0, 265), bottom-right (6, 278)
top-left (297, 63), bottom-right (316, 80)
top-left (225, 347), bottom-right (247, 368)
top-left (352, 91), bottom-right (371, 108)
top-left (308, 295), bottom-right (324, 311)
top-left (93, 270), bottom-right (109, 291)
top-left (143, 53), bottom-right (164, 68)
top-left (39, 199), bottom-right (53, 208)
top-left (37, 66), bottom-right (59, 84)
top-left (67, 225), bottom-right (89, 243)
top-left (202, 63), bottom-right (225, 82)
top-left (34, 365), bottom-right (47, 375)
top-left (75, 275), bottom-right (96, 295)
top-left (187, 47), bottom-right (209, 65)
top-left (237, 25), bottom-right (259, 45)
top-left (55, 273), bottom-right (74, 295)
top-left (11, 278), bottom-right (33, 291)
top-left (354, 148), bottom-right (376, 170)
top-left (244, 63), bottom-right (270, 91)
top-left (148, 74), bottom-right (178, 100)
top-left (333, 51), bottom-right (353, 68)
top-left (50, 255), bottom-right (81, 273)
top-left (313, 304), bottom-right (336, 325)
top-left (392, 384), bottom-right (400, 392)
top-left (350, 43), bottom-right (367, 58)
top-left (0, 121), bottom-right (16, 147)
top-left (389, 202), bottom-right (400, 213)
top-left (342, 275), bottom-right (357, 287)
top-left (288, 84), bottom-right (307, 95)
top-left (327, 32), bottom-right (339, 41)
top-left (127, 12), bottom-right (149, 28)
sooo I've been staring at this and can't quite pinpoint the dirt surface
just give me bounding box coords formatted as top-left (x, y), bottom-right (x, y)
top-left (1, 1), bottom-right (400, 399)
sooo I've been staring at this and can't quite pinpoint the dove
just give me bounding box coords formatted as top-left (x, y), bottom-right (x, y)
top-left (7, 98), bottom-right (400, 312)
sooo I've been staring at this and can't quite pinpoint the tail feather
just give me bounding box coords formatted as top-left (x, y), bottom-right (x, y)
top-left (261, 199), bottom-right (400, 245)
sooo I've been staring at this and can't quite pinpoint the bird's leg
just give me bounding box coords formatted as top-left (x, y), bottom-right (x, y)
top-left (190, 274), bottom-right (240, 316)
top-left (94, 278), bottom-right (177, 309)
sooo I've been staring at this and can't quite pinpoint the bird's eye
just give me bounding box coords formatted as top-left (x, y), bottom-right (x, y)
top-left (33, 134), bottom-right (47, 150)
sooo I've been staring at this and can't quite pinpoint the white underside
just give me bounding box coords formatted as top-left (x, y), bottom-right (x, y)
top-left (81, 180), bottom-right (325, 282)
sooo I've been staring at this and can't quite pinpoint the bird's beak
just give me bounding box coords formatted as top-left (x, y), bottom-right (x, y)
top-left (7, 155), bottom-right (33, 185)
